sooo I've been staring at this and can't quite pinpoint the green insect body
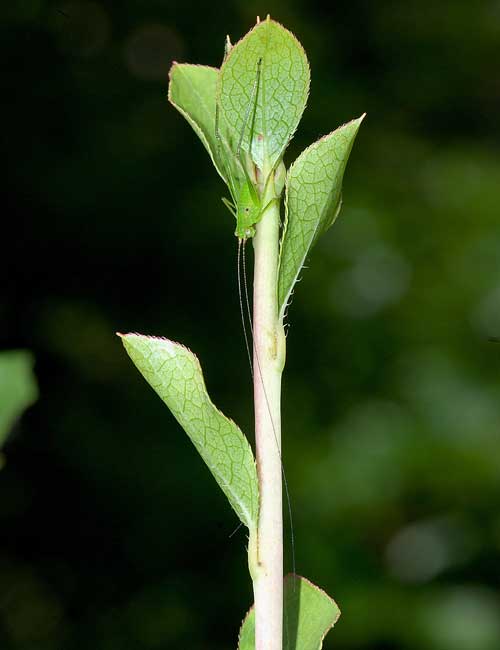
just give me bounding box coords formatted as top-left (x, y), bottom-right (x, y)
top-left (219, 151), bottom-right (265, 241)
top-left (216, 57), bottom-right (270, 242)
top-left (235, 182), bottom-right (261, 240)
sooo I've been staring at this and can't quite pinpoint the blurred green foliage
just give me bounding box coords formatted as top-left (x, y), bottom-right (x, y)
top-left (0, 351), bottom-right (38, 453)
top-left (2, 1), bottom-right (500, 649)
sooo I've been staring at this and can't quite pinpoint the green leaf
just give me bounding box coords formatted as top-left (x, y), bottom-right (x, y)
top-left (238, 574), bottom-right (340, 650)
top-left (0, 350), bottom-right (38, 461)
top-left (168, 64), bottom-right (226, 180)
top-left (278, 115), bottom-right (365, 319)
top-left (218, 16), bottom-right (310, 172)
top-left (120, 333), bottom-right (259, 532)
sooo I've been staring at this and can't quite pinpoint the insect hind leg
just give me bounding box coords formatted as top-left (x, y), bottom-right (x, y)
top-left (236, 58), bottom-right (263, 199)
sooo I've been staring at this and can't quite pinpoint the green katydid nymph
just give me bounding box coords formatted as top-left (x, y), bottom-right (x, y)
top-left (215, 57), bottom-right (280, 242)
top-left (214, 56), bottom-right (277, 372)
top-left (223, 182), bottom-right (261, 241)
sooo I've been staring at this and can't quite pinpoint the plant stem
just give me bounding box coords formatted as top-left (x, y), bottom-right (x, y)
top-left (252, 177), bottom-right (286, 650)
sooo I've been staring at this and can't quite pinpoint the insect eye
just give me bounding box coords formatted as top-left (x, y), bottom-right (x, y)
top-left (245, 207), bottom-right (249, 213)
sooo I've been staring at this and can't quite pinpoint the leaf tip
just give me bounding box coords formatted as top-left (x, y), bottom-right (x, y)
top-left (167, 63), bottom-right (177, 102)
top-left (167, 60), bottom-right (178, 79)
top-left (117, 331), bottom-right (139, 339)
top-left (117, 331), bottom-right (146, 346)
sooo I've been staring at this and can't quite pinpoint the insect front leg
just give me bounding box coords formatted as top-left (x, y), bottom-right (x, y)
top-left (222, 197), bottom-right (237, 218)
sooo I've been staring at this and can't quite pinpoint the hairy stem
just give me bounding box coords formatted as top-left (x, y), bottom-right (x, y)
top-left (251, 176), bottom-right (286, 650)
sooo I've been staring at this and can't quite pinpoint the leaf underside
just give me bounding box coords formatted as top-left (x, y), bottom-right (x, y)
top-left (218, 17), bottom-right (310, 172)
top-left (120, 333), bottom-right (259, 532)
top-left (278, 115), bottom-right (365, 320)
top-left (168, 64), bottom-right (226, 181)
top-left (0, 350), bottom-right (38, 451)
top-left (238, 574), bottom-right (340, 650)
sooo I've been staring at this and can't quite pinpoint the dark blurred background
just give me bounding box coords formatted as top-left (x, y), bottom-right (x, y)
top-left (2, 1), bottom-right (500, 648)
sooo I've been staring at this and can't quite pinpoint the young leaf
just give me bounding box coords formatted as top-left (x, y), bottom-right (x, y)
top-left (120, 333), bottom-right (259, 532)
top-left (238, 574), bottom-right (340, 650)
top-left (0, 350), bottom-right (38, 451)
top-left (278, 115), bottom-right (365, 319)
top-left (168, 64), bottom-right (226, 182)
top-left (218, 16), bottom-right (310, 172)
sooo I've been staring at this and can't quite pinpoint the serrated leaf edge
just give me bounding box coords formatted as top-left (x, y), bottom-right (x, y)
top-left (167, 63), bottom-right (228, 181)
top-left (278, 114), bottom-right (365, 321)
top-left (217, 16), bottom-right (311, 170)
top-left (288, 574), bottom-right (341, 648)
top-left (119, 332), bottom-right (259, 532)
top-left (237, 573), bottom-right (341, 650)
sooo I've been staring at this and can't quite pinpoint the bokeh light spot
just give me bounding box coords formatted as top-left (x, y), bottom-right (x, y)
top-left (419, 587), bottom-right (500, 650)
top-left (331, 243), bottom-right (411, 317)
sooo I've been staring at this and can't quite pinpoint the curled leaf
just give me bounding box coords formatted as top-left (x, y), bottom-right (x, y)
top-left (168, 63), bottom-right (226, 180)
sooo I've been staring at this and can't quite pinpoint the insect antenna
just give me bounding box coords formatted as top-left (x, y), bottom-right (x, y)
top-left (230, 55), bottom-right (297, 584)
top-left (228, 521), bottom-right (243, 538)
top-left (242, 238), bottom-right (253, 348)
top-left (237, 58), bottom-right (262, 159)
top-left (237, 238), bottom-right (254, 378)
top-left (243, 240), bottom-right (297, 584)
top-left (252, 320), bottom-right (297, 586)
